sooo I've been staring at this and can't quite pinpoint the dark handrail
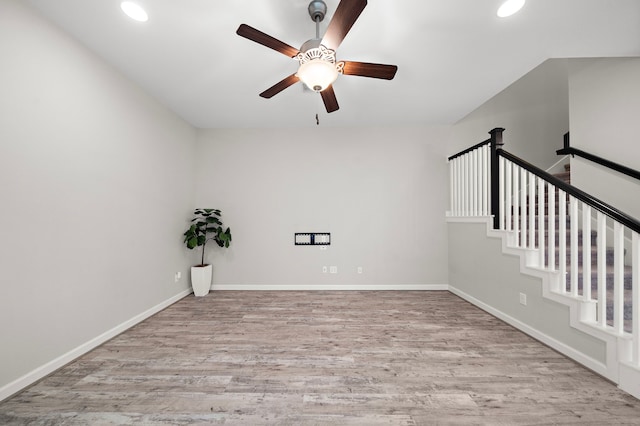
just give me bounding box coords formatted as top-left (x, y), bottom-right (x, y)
top-left (448, 138), bottom-right (491, 161)
top-left (500, 149), bottom-right (640, 234)
top-left (557, 133), bottom-right (640, 181)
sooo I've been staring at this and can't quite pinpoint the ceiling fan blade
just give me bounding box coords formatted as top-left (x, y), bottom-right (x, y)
top-left (321, 0), bottom-right (367, 51)
top-left (342, 61), bottom-right (398, 80)
top-left (236, 24), bottom-right (300, 58)
top-left (320, 85), bottom-right (339, 113)
top-left (259, 74), bottom-right (300, 99)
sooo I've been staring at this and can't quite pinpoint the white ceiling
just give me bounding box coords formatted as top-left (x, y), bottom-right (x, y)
top-left (25, 0), bottom-right (640, 129)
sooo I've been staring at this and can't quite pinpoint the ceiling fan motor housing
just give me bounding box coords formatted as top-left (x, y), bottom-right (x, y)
top-left (308, 0), bottom-right (327, 22)
top-left (299, 38), bottom-right (322, 53)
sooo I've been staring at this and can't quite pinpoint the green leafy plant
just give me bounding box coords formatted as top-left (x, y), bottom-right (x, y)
top-left (183, 208), bottom-right (232, 266)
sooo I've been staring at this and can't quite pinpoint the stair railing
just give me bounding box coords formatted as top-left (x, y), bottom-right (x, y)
top-left (557, 132), bottom-right (640, 182)
top-left (448, 128), bottom-right (640, 369)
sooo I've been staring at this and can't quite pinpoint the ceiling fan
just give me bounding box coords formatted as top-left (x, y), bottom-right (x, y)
top-left (236, 0), bottom-right (398, 113)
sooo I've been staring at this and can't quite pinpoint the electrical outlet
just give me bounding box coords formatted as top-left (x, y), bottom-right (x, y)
top-left (322, 266), bottom-right (327, 273)
top-left (174, 272), bottom-right (182, 283)
top-left (330, 266), bottom-right (337, 274)
top-left (519, 293), bottom-right (527, 306)
top-left (357, 267), bottom-right (363, 274)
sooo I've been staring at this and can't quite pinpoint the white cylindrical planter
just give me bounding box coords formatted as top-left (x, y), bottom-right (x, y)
top-left (191, 264), bottom-right (212, 296)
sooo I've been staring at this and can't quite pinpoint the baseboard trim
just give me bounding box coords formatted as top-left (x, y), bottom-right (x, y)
top-left (212, 284), bottom-right (449, 291)
top-left (619, 362), bottom-right (640, 399)
top-left (0, 289), bottom-right (192, 402)
top-left (448, 285), bottom-right (609, 378)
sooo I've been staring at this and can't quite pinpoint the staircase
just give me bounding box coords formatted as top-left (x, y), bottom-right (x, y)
top-left (550, 164), bottom-right (633, 332)
top-left (447, 129), bottom-right (640, 399)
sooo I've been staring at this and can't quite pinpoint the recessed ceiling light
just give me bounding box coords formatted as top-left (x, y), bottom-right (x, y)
top-left (121, 1), bottom-right (148, 22)
top-left (497, 0), bottom-right (525, 18)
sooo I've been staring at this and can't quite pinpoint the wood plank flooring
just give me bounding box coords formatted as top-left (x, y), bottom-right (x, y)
top-left (2, 291), bottom-right (640, 425)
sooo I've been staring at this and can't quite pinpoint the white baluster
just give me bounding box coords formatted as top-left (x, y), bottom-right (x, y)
top-left (528, 172), bottom-right (535, 250)
top-left (449, 159), bottom-right (454, 215)
top-left (570, 197), bottom-right (579, 297)
top-left (632, 231), bottom-right (639, 364)
top-left (548, 182), bottom-right (556, 271)
top-left (538, 178), bottom-right (546, 268)
top-left (475, 148), bottom-right (480, 215)
top-left (499, 157), bottom-right (505, 230)
top-left (582, 205), bottom-right (592, 301)
top-left (471, 149), bottom-right (477, 216)
top-left (460, 155), bottom-right (465, 215)
top-left (597, 212), bottom-right (607, 327)
top-left (476, 148), bottom-right (481, 216)
top-left (482, 145), bottom-right (489, 216)
top-left (520, 168), bottom-right (527, 247)
top-left (468, 152), bottom-right (473, 216)
top-left (463, 154), bottom-right (469, 216)
top-left (559, 190), bottom-right (567, 293)
top-left (457, 157), bottom-right (462, 216)
top-left (613, 222), bottom-right (624, 334)
top-left (505, 161), bottom-right (512, 232)
top-left (513, 164), bottom-right (520, 246)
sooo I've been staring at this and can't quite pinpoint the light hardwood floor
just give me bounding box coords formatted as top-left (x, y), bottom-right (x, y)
top-left (1, 291), bottom-right (640, 425)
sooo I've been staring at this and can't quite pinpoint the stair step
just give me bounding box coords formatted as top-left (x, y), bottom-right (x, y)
top-left (560, 280), bottom-right (633, 333)
top-left (553, 171), bottom-right (571, 184)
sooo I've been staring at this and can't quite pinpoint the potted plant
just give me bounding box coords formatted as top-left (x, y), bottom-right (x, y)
top-left (183, 208), bottom-right (232, 296)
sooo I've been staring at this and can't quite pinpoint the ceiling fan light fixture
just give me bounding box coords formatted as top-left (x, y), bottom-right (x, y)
top-left (121, 1), bottom-right (148, 22)
top-left (297, 59), bottom-right (339, 92)
top-left (497, 0), bottom-right (525, 17)
top-left (296, 44), bottom-right (340, 92)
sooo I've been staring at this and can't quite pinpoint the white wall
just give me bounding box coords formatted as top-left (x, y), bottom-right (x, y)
top-left (452, 59), bottom-right (570, 172)
top-left (194, 126), bottom-right (450, 288)
top-left (0, 0), bottom-right (197, 396)
top-left (568, 58), bottom-right (640, 219)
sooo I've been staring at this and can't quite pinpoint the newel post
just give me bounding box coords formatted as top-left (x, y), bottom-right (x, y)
top-left (489, 127), bottom-right (505, 229)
